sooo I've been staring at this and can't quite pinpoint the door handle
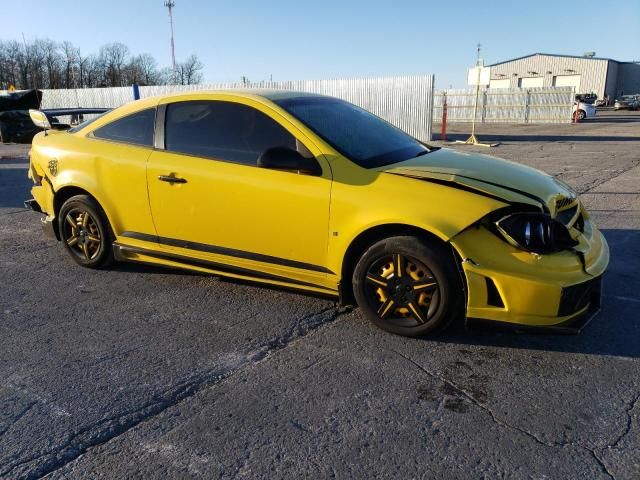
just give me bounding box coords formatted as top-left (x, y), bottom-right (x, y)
top-left (158, 174), bottom-right (187, 184)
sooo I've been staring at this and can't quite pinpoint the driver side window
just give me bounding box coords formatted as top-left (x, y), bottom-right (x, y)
top-left (164, 100), bottom-right (301, 166)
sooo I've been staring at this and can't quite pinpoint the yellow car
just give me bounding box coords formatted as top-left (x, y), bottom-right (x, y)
top-left (26, 91), bottom-right (608, 337)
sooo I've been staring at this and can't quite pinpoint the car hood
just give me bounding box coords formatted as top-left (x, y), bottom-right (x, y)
top-left (377, 148), bottom-right (575, 214)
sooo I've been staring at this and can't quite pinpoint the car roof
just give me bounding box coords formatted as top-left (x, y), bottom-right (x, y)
top-left (72, 89), bottom-right (332, 134)
top-left (156, 89), bottom-right (327, 102)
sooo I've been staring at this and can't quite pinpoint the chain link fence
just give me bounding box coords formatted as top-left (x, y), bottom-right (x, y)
top-left (433, 87), bottom-right (574, 124)
top-left (40, 75), bottom-right (435, 141)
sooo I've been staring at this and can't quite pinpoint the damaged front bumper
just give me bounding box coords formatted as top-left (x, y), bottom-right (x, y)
top-left (450, 220), bottom-right (609, 334)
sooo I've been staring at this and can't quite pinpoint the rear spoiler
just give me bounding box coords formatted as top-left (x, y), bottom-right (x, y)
top-left (32, 108), bottom-right (111, 130)
top-left (43, 108), bottom-right (110, 116)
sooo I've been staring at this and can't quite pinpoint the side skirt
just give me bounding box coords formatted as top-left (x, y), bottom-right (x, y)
top-left (113, 242), bottom-right (339, 297)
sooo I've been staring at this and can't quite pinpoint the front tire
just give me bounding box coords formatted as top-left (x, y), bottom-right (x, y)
top-left (352, 236), bottom-right (463, 337)
top-left (58, 195), bottom-right (114, 268)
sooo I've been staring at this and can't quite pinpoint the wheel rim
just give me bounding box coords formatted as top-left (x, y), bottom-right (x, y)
top-left (363, 253), bottom-right (440, 327)
top-left (62, 208), bottom-right (102, 261)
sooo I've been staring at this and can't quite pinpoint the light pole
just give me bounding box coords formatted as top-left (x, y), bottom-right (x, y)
top-left (165, 1), bottom-right (177, 72)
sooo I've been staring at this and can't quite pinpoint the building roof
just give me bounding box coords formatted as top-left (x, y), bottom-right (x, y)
top-left (488, 53), bottom-right (625, 67)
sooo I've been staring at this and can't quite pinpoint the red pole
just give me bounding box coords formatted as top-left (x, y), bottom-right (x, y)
top-left (574, 96), bottom-right (580, 123)
top-left (441, 93), bottom-right (448, 141)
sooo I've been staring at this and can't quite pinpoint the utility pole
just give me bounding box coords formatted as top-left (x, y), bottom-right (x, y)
top-left (455, 43), bottom-right (496, 147)
top-left (165, 1), bottom-right (177, 71)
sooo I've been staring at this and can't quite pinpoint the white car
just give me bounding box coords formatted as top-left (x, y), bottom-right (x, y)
top-left (572, 102), bottom-right (597, 120)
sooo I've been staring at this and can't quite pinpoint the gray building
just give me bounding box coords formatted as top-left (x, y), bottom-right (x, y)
top-left (487, 53), bottom-right (640, 100)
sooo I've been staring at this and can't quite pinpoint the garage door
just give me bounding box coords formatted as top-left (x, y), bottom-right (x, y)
top-left (518, 77), bottom-right (544, 88)
top-left (489, 78), bottom-right (511, 89)
top-left (553, 74), bottom-right (581, 91)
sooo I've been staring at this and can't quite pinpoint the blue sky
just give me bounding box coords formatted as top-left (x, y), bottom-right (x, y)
top-left (2, 0), bottom-right (639, 88)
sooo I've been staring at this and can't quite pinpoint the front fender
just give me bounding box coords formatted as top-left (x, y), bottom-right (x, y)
top-left (327, 170), bottom-right (508, 277)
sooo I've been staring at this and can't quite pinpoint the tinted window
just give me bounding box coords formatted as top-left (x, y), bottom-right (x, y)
top-left (274, 97), bottom-right (430, 168)
top-left (93, 108), bottom-right (155, 146)
top-left (69, 112), bottom-right (107, 133)
top-left (165, 101), bottom-right (296, 165)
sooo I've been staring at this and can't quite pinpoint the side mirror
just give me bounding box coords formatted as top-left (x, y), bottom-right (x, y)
top-left (257, 146), bottom-right (322, 176)
top-left (29, 109), bottom-right (51, 130)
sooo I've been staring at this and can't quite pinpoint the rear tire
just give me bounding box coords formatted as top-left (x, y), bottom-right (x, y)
top-left (352, 236), bottom-right (463, 337)
top-left (58, 195), bottom-right (114, 268)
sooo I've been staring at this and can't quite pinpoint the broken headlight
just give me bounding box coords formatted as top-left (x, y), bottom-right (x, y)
top-left (495, 213), bottom-right (577, 254)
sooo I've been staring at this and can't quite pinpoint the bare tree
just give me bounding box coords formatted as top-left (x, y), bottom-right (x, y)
top-left (98, 42), bottom-right (129, 86)
top-left (0, 37), bottom-right (201, 90)
top-left (173, 54), bottom-right (203, 85)
top-left (61, 41), bottom-right (79, 88)
top-left (38, 39), bottom-right (63, 88)
top-left (158, 66), bottom-right (178, 85)
top-left (133, 53), bottom-right (159, 85)
top-left (0, 41), bottom-right (23, 88)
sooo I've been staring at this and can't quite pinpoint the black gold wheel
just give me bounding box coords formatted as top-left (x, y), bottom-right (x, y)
top-left (353, 236), bottom-right (463, 337)
top-left (364, 253), bottom-right (440, 327)
top-left (58, 195), bottom-right (114, 268)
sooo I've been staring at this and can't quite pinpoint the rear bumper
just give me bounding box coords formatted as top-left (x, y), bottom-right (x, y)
top-left (40, 216), bottom-right (57, 239)
top-left (24, 198), bottom-right (42, 213)
top-left (24, 198), bottom-right (57, 239)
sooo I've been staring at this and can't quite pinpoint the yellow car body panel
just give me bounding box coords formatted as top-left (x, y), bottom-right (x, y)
top-left (451, 222), bottom-right (608, 326)
top-left (27, 90), bottom-right (609, 330)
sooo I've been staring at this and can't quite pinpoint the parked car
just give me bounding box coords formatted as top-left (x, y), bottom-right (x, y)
top-left (572, 101), bottom-right (597, 120)
top-left (0, 89), bottom-right (108, 143)
top-left (614, 95), bottom-right (640, 111)
top-left (0, 89), bottom-right (43, 143)
top-left (575, 93), bottom-right (597, 105)
top-left (25, 91), bottom-right (609, 337)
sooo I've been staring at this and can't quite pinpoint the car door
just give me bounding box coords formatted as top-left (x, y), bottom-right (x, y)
top-left (145, 97), bottom-right (334, 288)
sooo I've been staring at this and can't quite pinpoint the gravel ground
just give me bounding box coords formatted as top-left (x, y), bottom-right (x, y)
top-left (1, 109), bottom-right (639, 479)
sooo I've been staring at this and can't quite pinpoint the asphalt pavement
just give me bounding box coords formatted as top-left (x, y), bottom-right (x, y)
top-left (1, 110), bottom-right (639, 479)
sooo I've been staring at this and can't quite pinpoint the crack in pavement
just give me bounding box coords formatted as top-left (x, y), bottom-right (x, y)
top-left (0, 304), bottom-right (349, 480)
top-left (0, 401), bottom-right (37, 439)
top-left (388, 349), bottom-right (618, 480)
top-left (578, 159), bottom-right (640, 195)
top-left (609, 392), bottom-right (640, 450)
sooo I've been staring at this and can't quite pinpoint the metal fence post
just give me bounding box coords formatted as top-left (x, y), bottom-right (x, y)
top-left (481, 89), bottom-right (487, 123)
top-left (441, 91), bottom-right (447, 141)
top-left (524, 89), bottom-right (530, 124)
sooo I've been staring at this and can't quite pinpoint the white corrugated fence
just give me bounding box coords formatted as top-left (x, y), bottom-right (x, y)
top-left (40, 75), bottom-right (435, 142)
top-left (433, 87), bottom-right (575, 124)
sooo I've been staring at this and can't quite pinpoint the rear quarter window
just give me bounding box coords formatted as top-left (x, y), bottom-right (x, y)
top-left (92, 108), bottom-right (155, 147)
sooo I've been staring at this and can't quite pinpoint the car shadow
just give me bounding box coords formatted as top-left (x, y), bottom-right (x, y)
top-left (433, 132), bottom-right (640, 143)
top-left (430, 228), bottom-right (640, 359)
top-left (0, 162), bottom-right (31, 209)
top-left (592, 114), bottom-right (640, 123)
top-left (110, 261), bottom-right (205, 277)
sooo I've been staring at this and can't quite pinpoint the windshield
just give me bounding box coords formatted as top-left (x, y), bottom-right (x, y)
top-left (274, 96), bottom-right (430, 168)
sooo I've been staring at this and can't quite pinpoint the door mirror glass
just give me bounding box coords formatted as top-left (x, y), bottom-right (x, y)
top-left (257, 147), bottom-right (322, 176)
